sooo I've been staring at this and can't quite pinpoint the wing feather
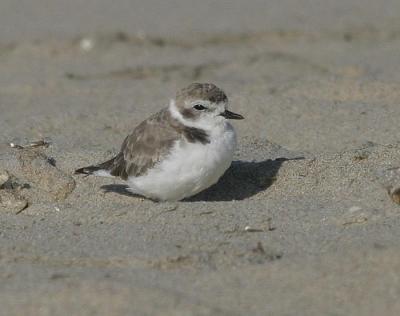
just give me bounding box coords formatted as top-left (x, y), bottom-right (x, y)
top-left (109, 109), bottom-right (180, 179)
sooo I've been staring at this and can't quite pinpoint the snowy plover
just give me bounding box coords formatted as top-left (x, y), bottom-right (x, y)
top-left (75, 83), bottom-right (244, 201)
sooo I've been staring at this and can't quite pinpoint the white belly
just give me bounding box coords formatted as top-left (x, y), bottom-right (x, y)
top-left (127, 123), bottom-right (237, 201)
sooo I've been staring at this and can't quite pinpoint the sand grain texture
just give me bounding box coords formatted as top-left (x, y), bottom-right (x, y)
top-left (1, 1), bottom-right (400, 315)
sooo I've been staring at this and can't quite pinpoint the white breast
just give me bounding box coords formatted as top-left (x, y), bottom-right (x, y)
top-left (127, 122), bottom-right (237, 201)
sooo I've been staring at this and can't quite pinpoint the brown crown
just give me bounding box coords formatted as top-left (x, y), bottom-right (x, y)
top-left (176, 83), bottom-right (228, 105)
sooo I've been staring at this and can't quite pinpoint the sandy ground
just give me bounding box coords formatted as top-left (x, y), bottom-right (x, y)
top-left (1, 0), bottom-right (400, 315)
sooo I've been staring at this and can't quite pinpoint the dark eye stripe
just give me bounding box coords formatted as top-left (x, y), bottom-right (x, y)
top-left (193, 104), bottom-right (207, 110)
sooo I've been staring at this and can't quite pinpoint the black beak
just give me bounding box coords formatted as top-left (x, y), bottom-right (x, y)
top-left (220, 110), bottom-right (244, 120)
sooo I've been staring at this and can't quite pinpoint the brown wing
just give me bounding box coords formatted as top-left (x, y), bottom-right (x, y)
top-left (74, 107), bottom-right (210, 179)
top-left (108, 108), bottom-right (181, 179)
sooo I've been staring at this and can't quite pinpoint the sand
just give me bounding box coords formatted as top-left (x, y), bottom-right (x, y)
top-left (1, 0), bottom-right (400, 315)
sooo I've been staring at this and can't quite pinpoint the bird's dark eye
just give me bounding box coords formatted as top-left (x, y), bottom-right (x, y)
top-left (193, 104), bottom-right (207, 110)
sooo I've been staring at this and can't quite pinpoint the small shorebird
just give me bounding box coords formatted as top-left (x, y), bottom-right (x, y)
top-left (75, 83), bottom-right (244, 201)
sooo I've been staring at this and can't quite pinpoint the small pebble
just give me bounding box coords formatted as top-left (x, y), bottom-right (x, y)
top-left (79, 38), bottom-right (94, 51)
top-left (245, 226), bottom-right (264, 232)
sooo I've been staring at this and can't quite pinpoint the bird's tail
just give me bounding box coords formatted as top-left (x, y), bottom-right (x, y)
top-left (75, 156), bottom-right (117, 176)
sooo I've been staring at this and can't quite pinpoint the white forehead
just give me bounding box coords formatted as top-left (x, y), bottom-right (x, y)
top-left (184, 99), bottom-right (227, 111)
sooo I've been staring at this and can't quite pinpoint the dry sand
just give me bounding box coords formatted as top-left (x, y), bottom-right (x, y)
top-left (1, 0), bottom-right (400, 315)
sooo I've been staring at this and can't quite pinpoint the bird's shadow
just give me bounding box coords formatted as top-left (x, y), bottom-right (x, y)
top-left (101, 184), bottom-right (140, 198)
top-left (101, 157), bottom-right (303, 202)
top-left (187, 157), bottom-right (303, 202)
